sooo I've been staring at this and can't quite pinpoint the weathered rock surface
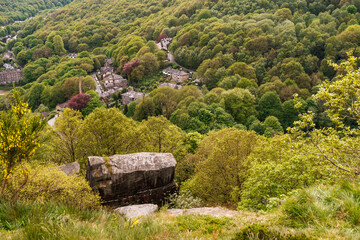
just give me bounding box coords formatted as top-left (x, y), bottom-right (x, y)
top-left (167, 207), bottom-right (239, 217)
top-left (115, 204), bottom-right (158, 218)
top-left (86, 152), bottom-right (178, 206)
top-left (59, 162), bottom-right (80, 176)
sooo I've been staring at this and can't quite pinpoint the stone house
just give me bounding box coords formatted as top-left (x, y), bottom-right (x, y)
top-left (160, 38), bottom-right (172, 51)
top-left (121, 91), bottom-right (146, 105)
top-left (162, 67), bottom-right (190, 83)
top-left (65, 53), bottom-right (78, 59)
top-left (56, 102), bottom-right (68, 111)
top-left (100, 58), bottom-right (114, 74)
top-left (2, 51), bottom-right (15, 60)
top-left (0, 69), bottom-right (22, 85)
top-left (103, 73), bottom-right (128, 90)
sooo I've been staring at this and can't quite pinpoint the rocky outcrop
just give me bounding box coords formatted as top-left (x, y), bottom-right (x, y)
top-left (86, 152), bottom-right (178, 206)
top-left (59, 162), bottom-right (80, 176)
top-left (115, 204), bottom-right (158, 218)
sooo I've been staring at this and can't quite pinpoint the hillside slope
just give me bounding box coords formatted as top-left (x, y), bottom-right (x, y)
top-left (0, 0), bottom-right (74, 26)
top-left (4, 0), bottom-right (359, 126)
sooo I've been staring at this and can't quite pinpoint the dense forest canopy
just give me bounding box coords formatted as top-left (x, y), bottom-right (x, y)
top-left (2, 0), bottom-right (359, 132)
top-left (0, 0), bottom-right (74, 26)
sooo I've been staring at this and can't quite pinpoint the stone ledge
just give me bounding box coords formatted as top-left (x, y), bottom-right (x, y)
top-left (115, 204), bottom-right (158, 218)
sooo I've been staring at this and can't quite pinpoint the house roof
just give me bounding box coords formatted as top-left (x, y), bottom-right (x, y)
top-left (159, 82), bottom-right (181, 89)
top-left (121, 90), bottom-right (146, 99)
top-left (162, 67), bottom-right (189, 76)
top-left (105, 58), bottom-right (113, 65)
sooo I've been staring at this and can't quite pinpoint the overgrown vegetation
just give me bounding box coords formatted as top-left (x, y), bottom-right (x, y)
top-left (0, 183), bottom-right (358, 239)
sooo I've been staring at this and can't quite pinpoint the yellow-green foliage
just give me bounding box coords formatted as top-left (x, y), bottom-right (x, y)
top-left (183, 128), bottom-right (260, 203)
top-left (291, 54), bottom-right (360, 178)
top-left (0, 90), bottom-right (46, 195)
top-left (4, 163), bottom-right (100, 208)
top-left (239, 135), bottom-right (334, 210)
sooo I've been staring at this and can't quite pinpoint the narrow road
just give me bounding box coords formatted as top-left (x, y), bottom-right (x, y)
top-left (91, 73), bottom-right (104, 98)
top-left (47, 113), bottom-right (59, 128)
top-left (157, 41), bottom-right (196, 73)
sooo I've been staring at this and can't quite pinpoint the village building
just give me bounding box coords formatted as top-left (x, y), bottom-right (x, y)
top-left (121, 91), bottom-right (146, 105)
top-left (159, 38), bottom-right (172, 51)
top-left (56, 102), bottom-right (68, 111)
top-left (2, 51), bottom-right (15, 61)
top-left (159, 82), bottom-right (182, 90)
top-left (101, 88), bottom-right (119, 98)
top-left (93, 57), bottom-right (130, 99)
top-left (162, 67), bottom-right (190, 83)
top-left (3, 63), bottom-right (14, 70)
top-left (100, 58), bottom-right (114, 74)
top-left (65, 53), bottom-right (78, 59)
top-left (0, 69), bottom-right (22, 85)
top-left (103, 73), bottom-right (128, 90)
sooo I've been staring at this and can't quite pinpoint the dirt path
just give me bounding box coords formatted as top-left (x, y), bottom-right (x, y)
top-left (167, 207), bottom-right (239, 217)
top-left (0, 90), bottom-right (9, 95)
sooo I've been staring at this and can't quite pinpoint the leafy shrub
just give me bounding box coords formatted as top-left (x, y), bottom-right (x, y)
top-left (239, 135), bottom-right (333, 210)
top-left (166, 189), bottom-right (203, 209)
top-left (265, 190), bottom-right (299, 211)
top-left (3, 163), bottom-right (100, 208)
top-left (183, 128), bottom-right (260, 203)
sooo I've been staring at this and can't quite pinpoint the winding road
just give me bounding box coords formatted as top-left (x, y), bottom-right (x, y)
top-left (157, 41), bottom-right (195, 73)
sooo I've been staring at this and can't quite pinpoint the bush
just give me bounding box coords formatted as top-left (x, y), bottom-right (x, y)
top-left (3, 163), bottom-right (100, 208)
top-left (183, 129), bottom-right (260, 203)
top-left (166, 189), bottom-right (203, 209)
top-left (239, 135), bottom-right (333, 210)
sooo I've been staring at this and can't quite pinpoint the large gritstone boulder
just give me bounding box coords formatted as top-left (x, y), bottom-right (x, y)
top-left (86, 152), bottom-right (178, 206)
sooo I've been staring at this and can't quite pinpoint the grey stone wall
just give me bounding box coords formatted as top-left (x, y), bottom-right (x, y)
top-left (0, 69), bottom-right (22, 85)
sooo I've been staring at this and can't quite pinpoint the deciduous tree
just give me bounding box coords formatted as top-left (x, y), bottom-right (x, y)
top-left (54, 108), bottom-right (83, 163)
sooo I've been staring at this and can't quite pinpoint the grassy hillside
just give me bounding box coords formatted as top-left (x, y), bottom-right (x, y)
top-left (0, 182), bottom-right (359, 239)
